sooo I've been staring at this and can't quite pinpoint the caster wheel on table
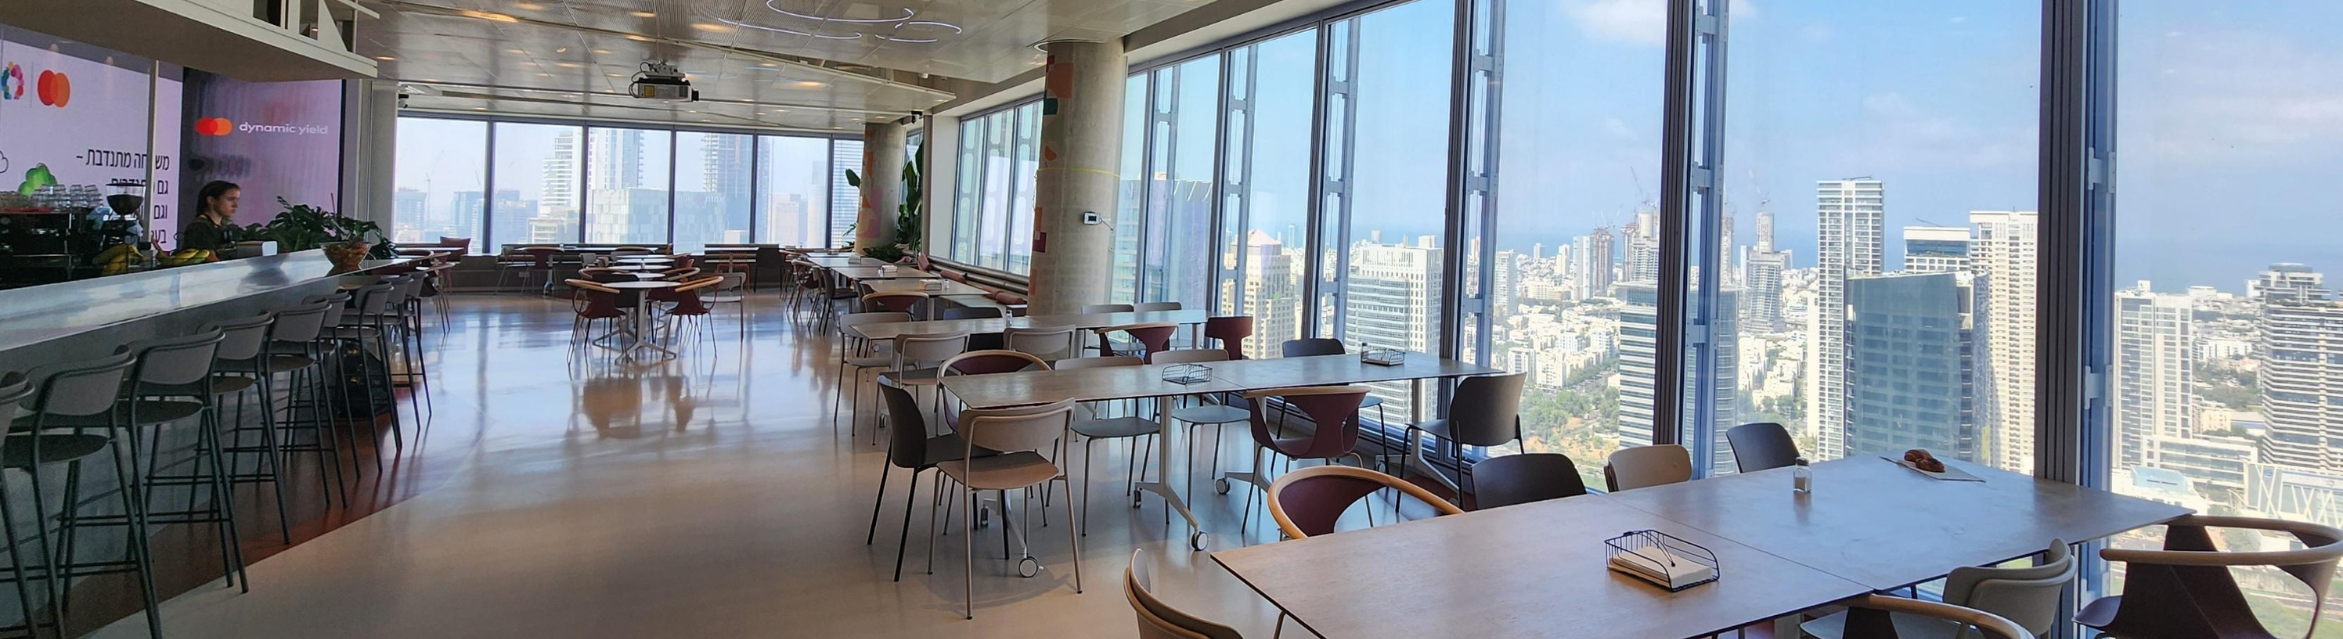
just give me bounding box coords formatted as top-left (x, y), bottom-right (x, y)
top-left (1213, 478), bottom-right (1231, 495)
top-left (1188, 531), bottom-right (1208, 551)
top-left (1132, 495), bottom-right (1143, 508)
top-left (1018, 556), bottom-right (1040, 578)
top-left (978, 507), bottom-right (991, 529)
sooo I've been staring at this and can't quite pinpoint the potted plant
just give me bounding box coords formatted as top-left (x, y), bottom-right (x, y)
top-left (259, 198), bottom-right (387, 269)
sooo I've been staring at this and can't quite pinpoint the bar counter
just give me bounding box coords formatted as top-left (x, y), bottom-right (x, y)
top-left (0, 250), bottom-right (407, 373)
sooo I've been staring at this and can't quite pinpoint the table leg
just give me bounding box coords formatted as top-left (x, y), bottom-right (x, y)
top-left (1130, 395), bottom-right (1208, 550)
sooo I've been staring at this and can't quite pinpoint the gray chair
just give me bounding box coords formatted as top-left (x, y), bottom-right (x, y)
top-left (1805, 540), bottom-right (2073, 639)
top-left (1126, 548), bottom-right (1246, 639)
top-left (4, 351), bottom-right (166, 639)
top-left (868, 382), bottom-right (991, 582)
top-left (876, 332), bottom-right (973, 439)
top-left (267, 301), bottom-right (353, 504)
top-left (1469, 453), bottom-right (1588, 510)
top-left (1726, 422), bottom-right (1799, 473)
top-left (119, 330), bottom-right (250, 592)
top-left (938, 398), bottom-right (1083, 619)
top-left (1402, 372), bottom-right (1528, 501)
top-left (1006, 325), bottom-right (1082, 362)
top-left (831, 311), bottom-right (911, 435)
top-left (204, 313), bottom-right (296, 543)
top-left (1153, 349), bottom-right (1249, 500)
top-left (1056, 356), bottom-right (1156, 535)
top-left (0, 379), bottom-right (45, 636)
top-left (1604, 444), bottom-right (1692, 492)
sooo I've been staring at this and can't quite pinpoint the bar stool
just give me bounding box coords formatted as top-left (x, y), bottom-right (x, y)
top-left (5, 351), bottom-right (165, 639)
top-left (117, 330), bottom-right (247, 592)
top-left (0, 379), bottom-right (52, 638)
top-left (265, 301), bottom-right (351, 506)
top-left (205, 313), bottom-right (296, 543)
top-left (331, 284), bottom-right (404, 454)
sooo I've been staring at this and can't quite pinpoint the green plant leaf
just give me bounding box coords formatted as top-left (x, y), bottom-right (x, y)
top-left (844, 168), bottom-right (862, 188)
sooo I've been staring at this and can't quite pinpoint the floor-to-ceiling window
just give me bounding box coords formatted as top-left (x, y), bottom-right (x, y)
top-left (583, 127), bottom-right (674, 245)
top-left (391, 118), bottom-right (488, 250)
top-left (2099, 1), bottom-right (2343, 630)
top-left (976, 109), bottom-right (1015, 270)
top-left (952, 118), bottom-right (985, 262)
top-left (755, 135), bottom-right (831, 247)
top-left (672, 131), bottom-right (755, 252)
top-left (1113, 75), bottom-right (1149, 304)
top-left (1137, 55), bottom-right (1222, 309)
top-left (1216, 29), bottom-right (1319, 359)
top-left (489, 122), bottom-right (582, 248)
top-left (1715, 1), bottom-right (2040, 477)
top-left (1005, 102), bottom-right (1042, 274)
top-left (830, 140), bottom-right (863, 247)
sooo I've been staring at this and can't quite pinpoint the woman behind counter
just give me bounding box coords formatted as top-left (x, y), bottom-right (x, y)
top-left (181, 180), bottom-right (241, 253)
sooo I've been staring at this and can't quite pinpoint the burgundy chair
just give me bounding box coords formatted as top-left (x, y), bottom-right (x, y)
top-left (1202, 316), bottom-right (1255, 360)
top-left (1265, 465), bottom-right (1461, 540)
top-left (2080, 515), bottom-right (2343, 639)
top-left (1098, 322), bottom-right (1178, 360)
top-left (862, 292), bottom-right (929, 315)
top-left (1227, 385), bottom-right (1388, 536)
top-left (566, 279), bottom-right (627, 341)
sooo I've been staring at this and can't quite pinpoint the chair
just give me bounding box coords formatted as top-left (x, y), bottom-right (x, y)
top-left (1226, 385), bottom-right (1377, 536)
top-left (1006, 325), bottom-right (1082, 362)
top-left (505, 246), bottom-right (560, 294)
top-left (0, 379), bottom-right (46, 637)
top-left (268, 301), bottom-right (355, 500)
top-left (1806, 540), bottom-right (2073, 639)
top-left (1725, 422), bottom-right (1799, 473)
top-left (1153, 349), bottom-right (1250, 499)
top-left (201, 313), bottom-right (295, 543)
top-left (1280, 338), bottom-right (1388, 433)
top-left (1604, 444), bottom-right (1692, 492)
top-left (1055, 356), bottom-right (1156, 535)
top-left (830, 311), bottom-right (911, 435)
top-left (1469, 453), bottom-right (1587, 510)
top-left (863, 291), bottom-right (930, 316)
top-left (1266, 465), bottom-right (1461, 540)
top-left (4, 351), bottom-right (167, 639)
top-left (1829, 595), bottom-right (2033, 639)
top-left (1133, 301), bottom-right (1182, 312)
top-left (867, 382), bottom-right (990, 582)
top-left (2080, 516), bottom-right (2343, 639)
top-left (1099, 322), bottom-right (1179, 359)
top-left (117, 330), bottom-right (250, 592)
top-left (702, 273), bottom-right (749, 336)
top-left (655, 277), bottom-right (723, 346)
top-left (1202, 316), bottom-right (1255, 360)
top-left (939, 350), bottom-right (1050, 378)
top-left (1401, 372), bottom-right (1528, 501)
top-left (1082, 303), bottom-right (1136, 314)
top-left (874, 332), bottom-right (973, 438)
top-left (938, 399), bottom-right (1083, 619)
top-left (941, 306), bottom-right (1005, 320)
top-left (567, 279), bottom-right (629, 343)
top-left (1126, 548), bottom-right (1246, 639)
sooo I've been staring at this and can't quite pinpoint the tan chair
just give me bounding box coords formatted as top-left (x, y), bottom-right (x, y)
top-left (939, 398), bottom-right (1083, 619)
top-left (1806, 539), bottom-right (2073, 639)
top-left (2081, 515), bottom-right (2343, 639)
top-left (876, 332), bottom-right (971, 436)
top-left (831, 311), bottom-right (911, 435)
top-left (1126, 548), bottom-right (1246, 639)
top-left (1604, 444), bottom-right (1692, 492)
top-left (1005, 325), bottom-right (1082, 361)
top-left (1266, 465), bottom-right (1461, 540)
top-left (704, 273), bottom-right (749, 336)
top-left (1832, 594), bottom-right (2032, 639)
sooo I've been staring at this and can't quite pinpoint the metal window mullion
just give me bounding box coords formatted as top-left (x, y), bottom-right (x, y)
top-left (1215, 49), bottom-right (1256, 313)
top-left (1471, 0), bottom-right (1507, 365)
top-left (481, 122), bottom-right (497, 251)
top-left (1300, 25), bottom-right (1333, 337)
top-left (1439, 0), bottom-right (1474, 365)
top-left (1328, 18), bottom-right (1363, 338)
top-left (1685, 0), bottom-right (1731, 477)
top-left (749, 134), bottom-right (761, 242)
top-left (1654, 0), bottom-right (1700, 450)
top-left (665, 131), bottom-right (679, 245)
top-left (578, 127), bottom-right (593, 243)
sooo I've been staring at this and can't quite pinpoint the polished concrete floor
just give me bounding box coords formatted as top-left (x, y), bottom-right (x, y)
top-left (89, 293), bottom-right (1303, 638)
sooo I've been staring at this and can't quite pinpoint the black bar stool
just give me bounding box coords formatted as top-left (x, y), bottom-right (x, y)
top-left (117, 330), bottom-right (247, 593)
top-left (263, 301), bottom-right (350, 507)
top-left (0, 378), bottom-right (55, 638)
top-left (5, 351), bottom-right (164, 639)
top-left (205, 313), bottom-right (295, 543)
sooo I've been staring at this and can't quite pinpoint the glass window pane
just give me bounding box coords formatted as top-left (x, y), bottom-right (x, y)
top-left (1332, 0), bottom-right (1454, 422)
top-left (489, 123), bottom-right (581, 249)
top-left (756, 136), bottom-right (829, 247)
top-left (1141, 56), bottom-right (1221, 308)
top-left (955, 119), bottom-right (985, 261)
top-left (1114, 75), bottom-right (1148, 303)
top-left (391, 118), bottom-right (487, 251)
top-left (979, 111), bottom-right (1015, 269)
top-left (672, 131), bottom-right (754, 252)
top-left (1228, 29), bottom-right (1318, 359)
top-left (583, 128), bottom-right (673, 245)
top-left (1007, 102), bottom-right (1041, 273)
top-left (1724, 2), bottom-right (2038, 474)
top-left (831, 140), bottom-right (863, 248)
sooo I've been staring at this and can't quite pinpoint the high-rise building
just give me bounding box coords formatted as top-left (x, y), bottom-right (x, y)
top-left (1754, 208), bottom-right (1775, 254)
top-left (451, 190), bottom-right (489, 240)
top-left (1572, 228), bottom-right (1615, 300)
top-left (530, 131), bottom-right (580, 243)
top-left (1808, 178), bottom-right (1886, 459)
top-left (1623, 210), bottom-right (1661, 284)
top-left (1744, 251), bottom-right (1786, 333)
top-left (1346, 236), bottom-right (1443, 419)
top-left (2254, 263), bottom-right (2332, 304)
top-left (1903, 226), bottom-right (1971, 274)
top-left (1492, 249), bottom-right (1519, 322)
top-left (2113, 287), bottom-right (2195, 471)
top-left (588, 129), bottom-right (646, 190)
top-left (1844, 272), bottom-right (1976, 462)
top-left (1240, 229), bottom-right (1301, 361)
top-left (2257, 266), bottom-right (2342, 472)
top-left (1618, 282), bottom-right (1740, 472)
top-left (487, 189), bottom-right (529, 248)
top-left (1970, 210), bottom-right (2040, 473)
top-left (1718, 210), bottom-right (1736, 287)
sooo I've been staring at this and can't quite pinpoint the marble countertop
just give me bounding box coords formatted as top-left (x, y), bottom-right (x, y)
top-left (0, 251), bottom-right (412, 357)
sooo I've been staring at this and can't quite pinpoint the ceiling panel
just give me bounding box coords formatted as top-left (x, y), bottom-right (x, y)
top-left (359, 0), bottom-right (1218, 129)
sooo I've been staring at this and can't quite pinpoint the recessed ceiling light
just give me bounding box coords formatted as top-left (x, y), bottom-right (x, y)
top-left (759, 62), bottom-right (777, 68)
top-left (515, 1), bottom-right (544, 9)
top-left (473, 107), bottom-right (488, 111)
top-left (537, 73), bottom-right (551, 77)
top-left (606, 72), bottom-right (623, 77)
top-left (627, 35), bottom-right (651, 42)
top-left (421, 78), bottom-right (442, 82)
top-left (460, 10), bottom-right (518, 22)
top-left (593, 49), bottom-right (612, 54)
top-left (792, 81), bottom-right (827, 89)
top-left (693, 23), bottom-right (734, 32)
top-left (631, 10), bottom-right (655, 17)
top-left (507, 48), bottom-right (525, 54)
top-left (555, 47), bottom-right (568, 53)
top-left (556, 62), bottom-right (582, 68)
top-left (374, 55), bottom-right (395, 61)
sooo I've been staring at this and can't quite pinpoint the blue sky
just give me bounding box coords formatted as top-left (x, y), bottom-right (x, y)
top-left (1328, 0), bottom-right (2343, 292)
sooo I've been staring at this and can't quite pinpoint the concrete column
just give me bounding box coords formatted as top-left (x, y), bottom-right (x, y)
top-left (1027, 40), bottom-right (1127, 315)
top-left (858, 121), bottom-right (907, 252)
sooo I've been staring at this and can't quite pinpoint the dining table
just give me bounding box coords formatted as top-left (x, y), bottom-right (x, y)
top-left (828, 266), bottom-right (938, 281)
top-left (941, 352), bottom-right (1502, 550)
top-left (1209, 457), bottom-right (2192, 639)
top-left (601, 280), bottom-right (681, 360)
top-left (850, 309), bottom-right (1211, 342)
top-left (859, 278), bottom-right (991, 298)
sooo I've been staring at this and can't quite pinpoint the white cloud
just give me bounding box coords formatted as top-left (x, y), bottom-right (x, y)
top-left (2128, 29), bottom-right (2343, 164)
top-left (1562, 0), bottom-right (1666, 46)
top-left (1833, 92), bottom-right (2036, 171)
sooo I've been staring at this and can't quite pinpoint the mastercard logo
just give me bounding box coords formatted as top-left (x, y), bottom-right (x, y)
top-left (195, 117), bottom-right (235, 136)
top-left (35, 70), bottom-right (69, 107)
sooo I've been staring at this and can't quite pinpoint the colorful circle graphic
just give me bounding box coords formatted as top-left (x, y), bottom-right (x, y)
top-left (36, 70), bottom-right (70, 107)
top-left (196, 117), bottom-right (235, 136)
top-left (0, 63), bottom-right (22, 100)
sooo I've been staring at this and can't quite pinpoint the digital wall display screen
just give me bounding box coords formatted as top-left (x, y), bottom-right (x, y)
top-left (179, 70), bottom-right (344, 243)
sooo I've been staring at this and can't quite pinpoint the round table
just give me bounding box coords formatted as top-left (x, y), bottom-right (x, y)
top-left (608, 264), bottom-right (667, 272)
top-left (604, 280), bottom-right (682, 360)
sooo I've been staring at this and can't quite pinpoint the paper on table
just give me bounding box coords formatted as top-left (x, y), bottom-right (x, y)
top-left (1608, 545), bottom-right (1717, 590)
top-left (1879, 456), bottom-right (1985, 482)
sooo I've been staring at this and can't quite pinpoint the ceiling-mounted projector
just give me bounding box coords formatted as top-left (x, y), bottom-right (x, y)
top-left (631, 61), bottom-right (699, 102)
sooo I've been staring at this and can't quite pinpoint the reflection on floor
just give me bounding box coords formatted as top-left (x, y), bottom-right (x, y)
top-left (87, 293), bottom-right (1298, 638)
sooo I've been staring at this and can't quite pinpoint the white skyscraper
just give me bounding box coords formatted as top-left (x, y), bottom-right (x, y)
top-left (1808, 178), bottom-right (1885, 459)
top-left (1970, 210), bottom-right (2040, 473)
top-left (2114, 288), bottom-right (2195, 471)
top-left (1347, 236), bottom-right (1443, 418)
top-left (1902, 226), bottom-right (1972, 274)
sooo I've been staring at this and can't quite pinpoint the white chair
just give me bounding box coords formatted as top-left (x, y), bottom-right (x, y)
top-left (1604, 444), bottom-right (1691, 491)
top-left (938, 399), bottom-right (1083, 619)
top-left (1803, 540), bottom-right (2074, 639)
top-left (1056, 356), bottom-right (1156, 535)
top-left (1152, 348), bottom-right (1249, 500)
top-left (1005, 325), bottom-right (1082, 362)
top-left (831, 311), bottom-right (910, 435)
top-left (705, 273), bottom-right (749, 336)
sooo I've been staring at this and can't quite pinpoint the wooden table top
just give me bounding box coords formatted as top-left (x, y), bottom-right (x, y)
top-left (608, 264), bottom-right (667, 271)
top-left (610, 256), bottom-right (674, 263)
top-left (1601, 457), bottom-right (2191, 591)
top-left (603, 280), bottom-right (680, 290)
top-left (1211, 495), bottom-right (1871, 639)
top-left (803, 256), bottom-right (873, 267)
top-left (852, 309), bottom-right (1211, 341)
top-left (829, 266), bottom-right (936, 281)
top-left (941, 353), bottom-right (1491, 409)
top-left (861, 279), bottom-right (990, 297)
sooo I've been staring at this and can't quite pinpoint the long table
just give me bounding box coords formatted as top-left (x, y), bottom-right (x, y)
top-left (852, 309), bottom-right (1210, 341)
top-left (1210, 458), bottom-right (2190, 639)
top-left (942, 353), bottom-right (1501, 549)
top-left (827, 266), bottom-right (937, 281)
top-left (860, 278), bottom-right (990, 297)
